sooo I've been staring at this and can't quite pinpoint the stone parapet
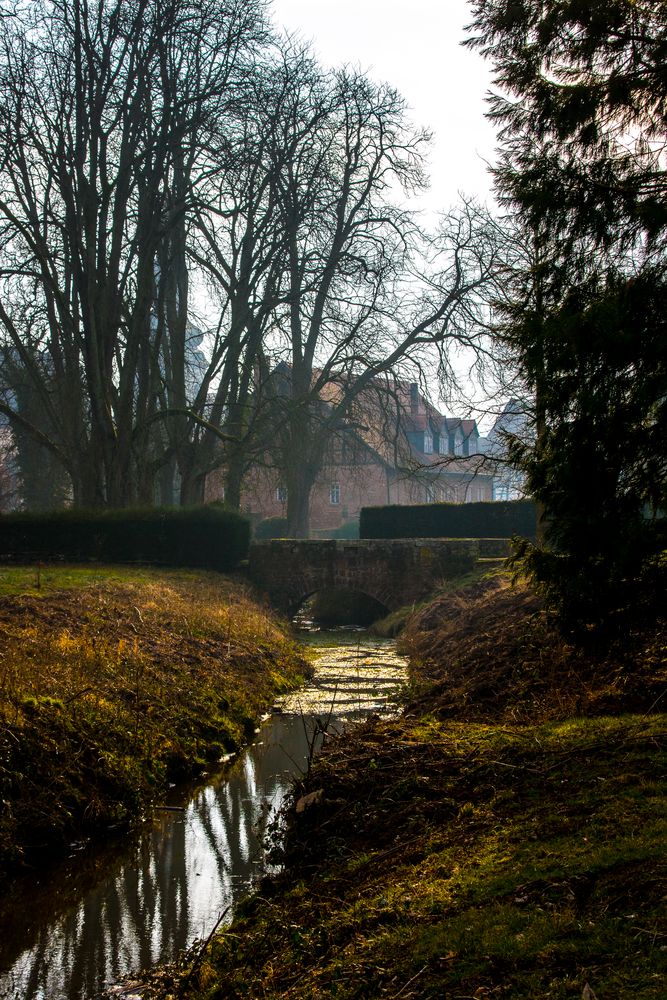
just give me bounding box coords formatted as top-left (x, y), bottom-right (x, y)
top-left (247, 538), bottom-right (483, 614)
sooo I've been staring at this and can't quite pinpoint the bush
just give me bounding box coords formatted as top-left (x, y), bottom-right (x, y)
top-left (312, 520), bottom-right (360, 540)
top-left (0, 506), bottom-right (250, 571)
top-left (360, 500), bottom-right (536, 540)
top-left (254, 516), bottom-right (289, 540)
top-left (330, 520), bottom-right (360, 539)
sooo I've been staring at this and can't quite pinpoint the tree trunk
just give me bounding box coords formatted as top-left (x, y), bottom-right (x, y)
top-left (224, 451), bottom-right (246, 511)
top-left (157, 459), bottom-right (178, 506)
top-left (179, 463), bottom-right (206, 506)
top-left (285, 456), bottom-right (317, 538)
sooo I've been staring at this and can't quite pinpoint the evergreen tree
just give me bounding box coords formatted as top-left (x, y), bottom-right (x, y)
top-left (467, 1), bottom-right (667, 245)
top-left (467, 1), bottom-right (667, 633)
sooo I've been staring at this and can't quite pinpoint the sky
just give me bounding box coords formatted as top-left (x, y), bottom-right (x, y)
top-left (269, 0), bottom-right (499, 219)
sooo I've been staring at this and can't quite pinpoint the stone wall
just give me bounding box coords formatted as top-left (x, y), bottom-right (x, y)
top-left (247, 538), bottom-right (484, 615)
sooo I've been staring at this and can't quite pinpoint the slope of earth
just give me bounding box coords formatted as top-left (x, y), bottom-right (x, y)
top-left (110, 575), bottom-right (667, 1000)
top-left (0, 565), bottom-right (308, 882)
top-left (401, 574), bottom-right (667, 722)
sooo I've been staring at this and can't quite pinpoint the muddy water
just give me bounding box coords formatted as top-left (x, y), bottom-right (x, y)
top-left (0, 632), bottom-right (407, 1000)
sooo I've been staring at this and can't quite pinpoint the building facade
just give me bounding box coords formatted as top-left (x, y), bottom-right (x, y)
top-left (206, 381), bottom-right (494, 535)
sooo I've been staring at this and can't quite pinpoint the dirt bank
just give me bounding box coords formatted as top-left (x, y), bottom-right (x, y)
top-left (0, 566), bottom-right (307, 882)
top-left (400, 573), bottom-right (667, 722)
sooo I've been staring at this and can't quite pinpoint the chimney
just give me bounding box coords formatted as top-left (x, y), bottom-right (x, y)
top-left (409, 383), bottom-right (419, 414)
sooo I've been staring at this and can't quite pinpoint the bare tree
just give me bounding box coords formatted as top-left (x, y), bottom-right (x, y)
top-left (0, 0), bottom-right (266, 506)
top-left (259, 53), bottom-right (500, 535)
top-left (162, 46), bottom-right (299, 507)
top-left (0, 6), bottom-right (501, 523)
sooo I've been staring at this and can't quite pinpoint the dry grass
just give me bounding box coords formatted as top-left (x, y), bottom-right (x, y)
top-left (0, 566), bottom-right (308, 880)
top-left (140, 713), bottom-right (667, 1000)
top-left (0, 569), bottom-right (296, 717)
top-left (400, 574), bottom-right (667, 723)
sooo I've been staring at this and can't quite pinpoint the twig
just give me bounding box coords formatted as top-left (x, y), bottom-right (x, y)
top-left (392, 964), bottom-right (427, 998)
top-left (482, 757), bottom-right (543, 774)
top-left (64, 686), bottom-right (96, 705)
top-left (642, 688), bottom-right (667, 716)
top-left (183, 906), bottom-right (230, 987)
top-left (582, 983), bottom-right (599, 1000)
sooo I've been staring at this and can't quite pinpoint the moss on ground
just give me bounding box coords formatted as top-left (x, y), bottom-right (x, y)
top-left (0, 566), bottom-right (308, 881)
top-left (137, 575), bottom-right (667, 1000)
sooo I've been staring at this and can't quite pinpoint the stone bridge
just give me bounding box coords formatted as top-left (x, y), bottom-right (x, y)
top-left (247, 538), bottom-right (508, 615)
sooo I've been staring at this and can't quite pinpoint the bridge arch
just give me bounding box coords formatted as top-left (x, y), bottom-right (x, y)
top-left (293, 587), bottom-right (390, 626)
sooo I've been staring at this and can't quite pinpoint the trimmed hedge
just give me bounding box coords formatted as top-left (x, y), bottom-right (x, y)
top-left (312, 520), bottom-right (361, 540)
top-left (360, 500), bottom-right (537, 540)
top-left (254, 516), bottom-right (289, 540)
top-left (0, 506), bottom-right (250, 571)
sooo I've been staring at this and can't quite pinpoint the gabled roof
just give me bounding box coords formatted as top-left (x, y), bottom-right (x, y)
top-left (402, 412), bottom-right (439, 433)
top-left (442, 417), bottom-right (478, 438)
top-left (260, 366), bottom-right (484, 471)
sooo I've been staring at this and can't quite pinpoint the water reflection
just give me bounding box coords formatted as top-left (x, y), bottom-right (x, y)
top-left (0, 636), bottom-right (407, 1000)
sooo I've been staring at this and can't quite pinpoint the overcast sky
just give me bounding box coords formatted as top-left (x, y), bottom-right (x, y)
top-left (269, 0), bottom-right (498, 219)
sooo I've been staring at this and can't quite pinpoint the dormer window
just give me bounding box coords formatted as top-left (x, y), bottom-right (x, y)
top-left (424, 429), bottom-right (433, 454)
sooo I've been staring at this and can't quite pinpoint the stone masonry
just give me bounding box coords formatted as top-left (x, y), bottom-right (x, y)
top-left (246, 538), bottom-right (493, 615)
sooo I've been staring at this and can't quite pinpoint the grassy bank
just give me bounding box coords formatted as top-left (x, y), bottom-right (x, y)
top-left (0, 565), bottom-right (308, 881)
top-left (194, 715), bottom-right (666, 999)
top-left (140, 573), bottom-right (666, 1000)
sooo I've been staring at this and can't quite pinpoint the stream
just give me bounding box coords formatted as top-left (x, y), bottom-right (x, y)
top-left (0, 630), bottom-right (408, 1000)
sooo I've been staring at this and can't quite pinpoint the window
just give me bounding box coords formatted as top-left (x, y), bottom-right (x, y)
top-left (276, 485), bottom-right (288, 502)
top-left (329, 482), bottom-right (340, 505)
top-left (423, 429), bottom-right (433, 454)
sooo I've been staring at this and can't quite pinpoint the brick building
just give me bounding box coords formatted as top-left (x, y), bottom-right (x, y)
top-left (206, 380), bottom-right (494, 535)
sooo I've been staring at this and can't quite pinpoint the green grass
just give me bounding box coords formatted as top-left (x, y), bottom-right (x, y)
top-left (96, 572), bottom-right (666, 1000)
top-left (0, 563), bottom-right (207, 597)
top-left (157, 713), bottom-right (666, 1000)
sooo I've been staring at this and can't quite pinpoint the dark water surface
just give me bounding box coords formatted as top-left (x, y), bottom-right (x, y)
top-left (0, 632), bottom-right (407, 1000)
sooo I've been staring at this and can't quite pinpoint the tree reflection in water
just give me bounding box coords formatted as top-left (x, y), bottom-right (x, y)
top-left (0, 637), bottom-right (408, 1000)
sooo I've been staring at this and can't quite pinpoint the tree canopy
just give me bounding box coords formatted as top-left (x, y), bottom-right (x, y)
top-left (467, 0), bottom-right (667, 245)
